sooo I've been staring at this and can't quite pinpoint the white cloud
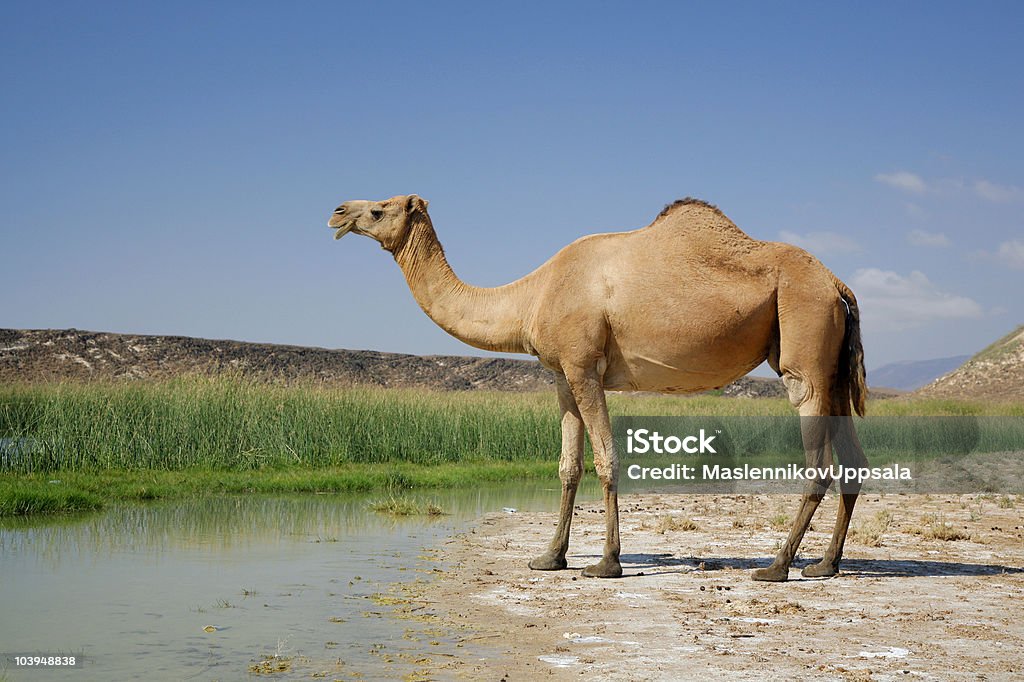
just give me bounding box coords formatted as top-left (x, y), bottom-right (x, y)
top-left (995, 239), bottom-right (1024, 269)
top-left (972, 239), bottom-right (1024, 270)
top-left (851, 268), bottom-right (983, 331)
top-left (906, 229), bottom-right (950, 247)
top-left (874, 171), bottom-right (928, 194)
top-left (874, 172), bottom-right (1023, 202)
top-left (778, 230), bottom-right (861, 254)
top-left (974, 179), bottom-right (1024, 203)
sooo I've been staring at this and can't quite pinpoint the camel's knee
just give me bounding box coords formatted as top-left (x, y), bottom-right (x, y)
top-left (593, 451), bottom-right (618, 488)
top-left (782, 374), bottom-right (808, 408)
top-left (559, 457), bottom-right (583, 486)
top-left (594, 464), bottom-right (617, 488)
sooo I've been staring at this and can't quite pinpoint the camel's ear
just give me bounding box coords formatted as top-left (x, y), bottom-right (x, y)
top-left (406, 195), bottom-right (428, 214)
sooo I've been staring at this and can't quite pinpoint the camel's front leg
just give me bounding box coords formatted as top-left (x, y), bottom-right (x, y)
top-left (563, 365), bottom-right (622, 578)
top-left (529, 376), bottom-right (584, 571)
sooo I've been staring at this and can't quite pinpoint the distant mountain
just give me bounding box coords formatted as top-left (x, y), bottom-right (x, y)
top-left (0, 328), bottom-right (556, 392)
top-left (869, 355), bottom-right (970, 391)
top-left (914, 325), bottom-right (1024, 402)
top-left (0, 328), bottom-right (789, 397)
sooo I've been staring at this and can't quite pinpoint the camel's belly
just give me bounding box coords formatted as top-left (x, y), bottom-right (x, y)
top-left (603, 347), bottom-right (764, 393)
top-left (601, 298), bottom-right (776, 393)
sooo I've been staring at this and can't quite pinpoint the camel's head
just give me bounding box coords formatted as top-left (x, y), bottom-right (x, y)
top-left (327, 194), bottom-right (429, 252)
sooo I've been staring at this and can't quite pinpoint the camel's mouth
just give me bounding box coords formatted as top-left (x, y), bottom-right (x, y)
top-left (328, 214), bottom-right (354, 240)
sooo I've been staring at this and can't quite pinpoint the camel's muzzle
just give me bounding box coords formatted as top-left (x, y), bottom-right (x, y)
top-left (328, 210), bottom-right (354, 240)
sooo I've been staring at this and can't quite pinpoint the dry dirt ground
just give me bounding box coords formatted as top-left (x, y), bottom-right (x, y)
top-left (411, 493), bottom-right (1024, 681)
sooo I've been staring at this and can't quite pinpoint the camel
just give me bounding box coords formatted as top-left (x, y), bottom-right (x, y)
top-left (327, 194), bottom-right (868, 582)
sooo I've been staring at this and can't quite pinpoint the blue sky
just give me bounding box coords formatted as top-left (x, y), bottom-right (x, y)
top-left (2, 1), bottom-right (1022, 372)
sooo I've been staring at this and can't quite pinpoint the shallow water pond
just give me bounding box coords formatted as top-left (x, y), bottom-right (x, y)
top-left (0, 483), bottom-right (596, 680)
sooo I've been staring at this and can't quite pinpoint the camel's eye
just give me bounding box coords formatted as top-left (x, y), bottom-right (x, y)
top-left (371, 209), bottom-right (384, 220)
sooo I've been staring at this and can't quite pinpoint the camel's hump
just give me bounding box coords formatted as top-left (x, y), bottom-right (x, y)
top-left (656, 197), bottom-right (724, 220)
top-left (650, 197), bottom-right (753, 243)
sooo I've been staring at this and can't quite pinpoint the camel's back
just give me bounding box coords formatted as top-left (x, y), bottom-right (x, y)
top-left (549, 199), bottom-right (770, 279)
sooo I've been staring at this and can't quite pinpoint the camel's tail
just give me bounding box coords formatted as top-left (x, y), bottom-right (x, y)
top-left (832, 275), bottom-right (867, 417)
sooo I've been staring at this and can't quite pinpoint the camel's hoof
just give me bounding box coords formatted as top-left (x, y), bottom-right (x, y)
top-left (801, 561), bottom-right (839, 578)
top-left (528, 554), bottom-right (567, 571)
top-left (751, 564), bottom-right (790, 582)
top-left (581, 558), bottom-right (622, 578)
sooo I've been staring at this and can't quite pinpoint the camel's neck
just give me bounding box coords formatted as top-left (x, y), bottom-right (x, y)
top-left (393, 216), bottom-right (531, 354)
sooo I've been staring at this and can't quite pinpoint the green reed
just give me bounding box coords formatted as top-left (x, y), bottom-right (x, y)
top-left (1, 376), bottom-right (1019, 475)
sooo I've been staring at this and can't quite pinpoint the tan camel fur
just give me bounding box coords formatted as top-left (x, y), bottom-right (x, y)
top-left (328, 195), bottom-right (868, 581)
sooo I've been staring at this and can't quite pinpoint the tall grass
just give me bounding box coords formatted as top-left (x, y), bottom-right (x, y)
top-left (0, 377), bottom-right (561, 472)
top-left (1, 376), bottom-right (1019, 475)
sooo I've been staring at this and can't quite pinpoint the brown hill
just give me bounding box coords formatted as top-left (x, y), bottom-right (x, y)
top-left (914, 325), bottom-right (1024, 402)
top-left (0, 328), bottom-right (791, 398)
top-left (0, 328), bottom-right (555, 391)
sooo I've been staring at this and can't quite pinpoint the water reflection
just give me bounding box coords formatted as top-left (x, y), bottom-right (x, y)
top-left (1, 485), bottom-right (596, 557)
top-left (0, 482), bottom-right (597, 680)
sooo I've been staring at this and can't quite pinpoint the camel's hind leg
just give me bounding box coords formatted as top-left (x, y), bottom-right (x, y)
top-left (529, 375), bottom-right (585, 571)
top-left (802, 412), bottom-right (867, 578)
top-left (752, 279), bottom-right (847, 582)
top-left (751, 388), bottom-right (834, 582)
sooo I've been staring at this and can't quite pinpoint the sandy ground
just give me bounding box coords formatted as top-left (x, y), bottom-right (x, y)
top-left (410, 493), bottom-right (1024, 681)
